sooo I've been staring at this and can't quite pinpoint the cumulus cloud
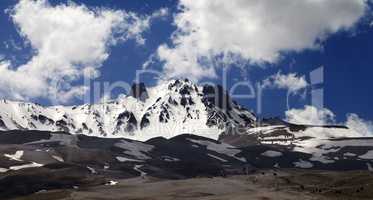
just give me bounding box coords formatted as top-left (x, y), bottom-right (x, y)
top-left (263, 72), bottom-right (308, 93)
top-left (285, 105), bottom-right (373, 137)
top-left (345, 113), bottom-right (373, 137)
top-left (150, 0), bottom-right (368, 80)
top-left (0, 0), bottom-right (166, 103)
top-left (285, 105), bottom-right (335, 125)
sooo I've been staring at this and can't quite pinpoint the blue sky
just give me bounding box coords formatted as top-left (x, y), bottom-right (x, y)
top-left (0, 0), bottom-right (372, 125)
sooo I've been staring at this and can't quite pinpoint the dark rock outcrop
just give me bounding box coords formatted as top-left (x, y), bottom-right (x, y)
top-left (130, 83), bottom-right (149, 101)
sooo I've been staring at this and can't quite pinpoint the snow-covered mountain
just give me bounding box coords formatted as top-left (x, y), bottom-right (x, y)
top-left (220, 117), bottom-right (373, 168)
top-left (1, 81), bottom-right (373, 199)
top-left (0, 79), bottom-right (256, 141)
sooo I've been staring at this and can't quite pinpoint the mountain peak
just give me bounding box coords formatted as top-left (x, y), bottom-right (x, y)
top-left (0, 80), bottom-right (257, 141)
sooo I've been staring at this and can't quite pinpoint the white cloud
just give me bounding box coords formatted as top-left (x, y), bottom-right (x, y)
top-left (285, 105), bottom-right (335, 125)
top-left (263, 72), bottom-right (308, 93)
top-left (152, 0), bottom-right (368, 80)
top-left (345, 113), bottom-right (373, 137)
top-left (0, 0), bottom-right (165, 103)
top-left (286, 105), bottom-right (373, 137)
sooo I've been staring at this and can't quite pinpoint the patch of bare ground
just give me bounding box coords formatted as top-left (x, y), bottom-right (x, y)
top-left (10, 170), bottom-right (373, 200)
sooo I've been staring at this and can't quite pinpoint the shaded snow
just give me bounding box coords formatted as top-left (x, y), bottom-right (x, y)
top-left (134, 165), bottom-right (147, 177)
top-left (4, 150), bottom-right (24, 161)
top-left (0, 168), bottom-right (9, 173)
top-left (367, 163), bottom-right (373, 172)
top-left (344, 152), bottom-right (357, 157)
top-left (188, 139), bottom-right (246, 162)
top-left (9, 162), bottom-right (43, 170)
top-left (207, 153), bottom-right (227, 162)
top-left (52, 155), bottom-right (64, 162)
top-left (106, 180), bottom-right (118, 186)
top-left (290, 138), bottom-right (373, 164)
top-left (87, 166), bottom-right (97, 174)
top-left (116, 156), bottom-right (143, 162)
top-left (294, 159), bottom-right (313, 168)
top-left (261, 150), bottom-right (283, 157)
top-left (359, 150), bottom-right (373, 159)
top-left (162, 156), bottom-right (180, 162)
top-left (115, 140), bottom-right (154, 160)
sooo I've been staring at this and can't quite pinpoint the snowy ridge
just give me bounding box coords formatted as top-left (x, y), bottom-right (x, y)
top-left (0, 79), bottom-right (256, 141)
top-left (219, 117), bottom-right (373, 167)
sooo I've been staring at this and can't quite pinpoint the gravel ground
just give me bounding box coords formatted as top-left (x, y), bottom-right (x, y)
top-left (9, 169), bottom-right (373, 200)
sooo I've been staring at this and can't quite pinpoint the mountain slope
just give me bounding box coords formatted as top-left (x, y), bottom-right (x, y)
top-left (0, 79), bottom-right (256, 141)
top-left (1, 129), bottom-right (373, 198)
